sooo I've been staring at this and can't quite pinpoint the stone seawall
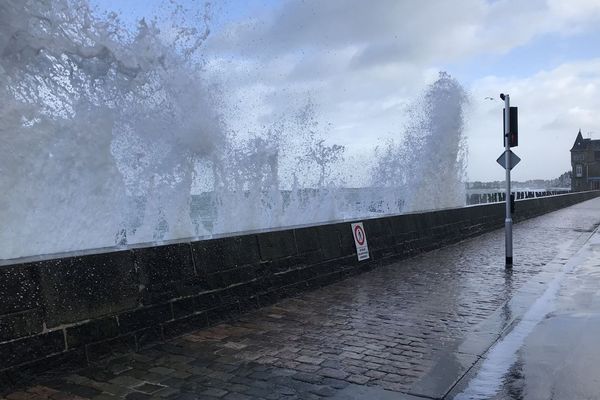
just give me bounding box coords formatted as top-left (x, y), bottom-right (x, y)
top-left (1, 190), bottom-right (598, 378)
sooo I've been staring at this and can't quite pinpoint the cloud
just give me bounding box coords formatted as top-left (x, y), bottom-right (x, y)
top-left (208, 0), bottom-right (600, 64)
top-left (199, 0), bottom-right (600, 181)
top-left (206, 0), bottom-right (483, 65)
top-left (467, 59), bottom-right (600, 181)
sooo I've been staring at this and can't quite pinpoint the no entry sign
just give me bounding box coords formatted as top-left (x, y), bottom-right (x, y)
top-left (351, 222), bottom-right (370, 261)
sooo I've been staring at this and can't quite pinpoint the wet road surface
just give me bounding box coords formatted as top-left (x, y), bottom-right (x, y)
top-left (450, 211), bottom-right (600, 400)
top-left (3, 198), bottom-right (600, 400)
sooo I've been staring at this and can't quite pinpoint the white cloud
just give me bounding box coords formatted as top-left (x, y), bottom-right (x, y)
top-left (467, 59), bottom-right (600, 181)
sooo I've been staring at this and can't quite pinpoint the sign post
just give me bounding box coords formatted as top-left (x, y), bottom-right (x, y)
top-left (500, 93), bottom-right (515, 267)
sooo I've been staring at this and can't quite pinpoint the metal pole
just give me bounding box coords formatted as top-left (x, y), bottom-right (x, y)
top-left (503, 94), bottom-right (513, 267)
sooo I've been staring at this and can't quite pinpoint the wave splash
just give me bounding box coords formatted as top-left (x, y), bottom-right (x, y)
top-left (0, 0), bottom-right (468, 260)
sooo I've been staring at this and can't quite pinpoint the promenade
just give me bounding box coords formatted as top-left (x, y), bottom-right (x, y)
top-left (3, 198), bottom-right (600, 400)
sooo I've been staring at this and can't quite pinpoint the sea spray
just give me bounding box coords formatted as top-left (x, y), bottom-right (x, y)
top-left (0, 1), bottom-right (469, 260)
top-left (372, 72), bottom-right (468, 212)
top-left (0, 0), bottom-right (220, 258)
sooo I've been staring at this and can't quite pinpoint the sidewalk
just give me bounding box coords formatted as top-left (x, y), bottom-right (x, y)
top-left (449, 210), bottom-right (600, 400)
top-left (3, 198), bottom-right (600, 400)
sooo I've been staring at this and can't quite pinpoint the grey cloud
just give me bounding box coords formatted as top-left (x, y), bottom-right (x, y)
top-left (206, 0), bottom-right (482, 63)
top-left (201, 1), bottom-right (600, 181)
top-left (349, 40), bottom-right (417, 70)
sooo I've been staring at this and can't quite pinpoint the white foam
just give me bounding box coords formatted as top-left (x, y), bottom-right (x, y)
top-left (0, 1), bottom-right (468, 259)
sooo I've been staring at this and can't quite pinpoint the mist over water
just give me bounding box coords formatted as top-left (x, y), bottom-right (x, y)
top-left (0, 0), bottom-right (468, 260)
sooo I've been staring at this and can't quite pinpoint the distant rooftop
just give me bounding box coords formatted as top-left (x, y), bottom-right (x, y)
top-left (571, 130), bottom-right (600, 151)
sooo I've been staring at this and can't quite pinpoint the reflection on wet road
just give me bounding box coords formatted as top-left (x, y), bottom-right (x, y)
top-left (452, 227), bottom-right (600, 400)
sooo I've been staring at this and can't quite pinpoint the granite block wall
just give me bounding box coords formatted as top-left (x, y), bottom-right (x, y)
top-left (0, 190), bottom-right (598, 377)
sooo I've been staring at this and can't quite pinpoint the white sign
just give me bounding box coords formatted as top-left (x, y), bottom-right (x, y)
top-left (351, 222), bottom-right (370, 261)
top-left (496, 150), bottom-right (521, 170)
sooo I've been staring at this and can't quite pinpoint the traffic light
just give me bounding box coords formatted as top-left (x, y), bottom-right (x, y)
top-left (503, 107), bottom-right (518, 147)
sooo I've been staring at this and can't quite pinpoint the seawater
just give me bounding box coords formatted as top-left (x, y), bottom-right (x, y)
top-left (0, 1), bottom-right (468, 260)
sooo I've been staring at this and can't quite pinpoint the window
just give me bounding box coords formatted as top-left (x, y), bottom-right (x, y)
top-left (595, 151), bottom-right (600, 160)
top-left (576, 164), bottom-right (583, 177)
top-left (573, 153), bottom-right (584, 162)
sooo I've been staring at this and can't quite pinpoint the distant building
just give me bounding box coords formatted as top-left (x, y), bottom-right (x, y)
top-left (571, 130), bottom-right (600, 191)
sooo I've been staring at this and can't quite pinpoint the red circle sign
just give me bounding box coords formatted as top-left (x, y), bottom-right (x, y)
top-left (354, 225), bottom-right (365, 245)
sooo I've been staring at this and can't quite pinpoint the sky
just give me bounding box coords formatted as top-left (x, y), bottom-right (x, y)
top-left (90, 0), bottom-right (600, 182)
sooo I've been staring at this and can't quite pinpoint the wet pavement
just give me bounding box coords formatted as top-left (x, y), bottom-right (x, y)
top-left (3, 198), bottom-right (600, 400)
top-left (449, 206), bottom-right (600, 400)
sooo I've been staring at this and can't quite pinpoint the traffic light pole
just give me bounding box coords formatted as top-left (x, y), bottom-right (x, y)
top-left (503, 94), bottom-right (513, 267)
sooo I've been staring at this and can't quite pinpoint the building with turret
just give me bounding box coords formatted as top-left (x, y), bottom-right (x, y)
top-left (571, 130), bottom-right (600, 191)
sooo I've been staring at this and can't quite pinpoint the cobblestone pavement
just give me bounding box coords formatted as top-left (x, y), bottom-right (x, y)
top-left (3, 199), bottom-right (600, 400)
top-left (449, 209), bottom-right (600, 400)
